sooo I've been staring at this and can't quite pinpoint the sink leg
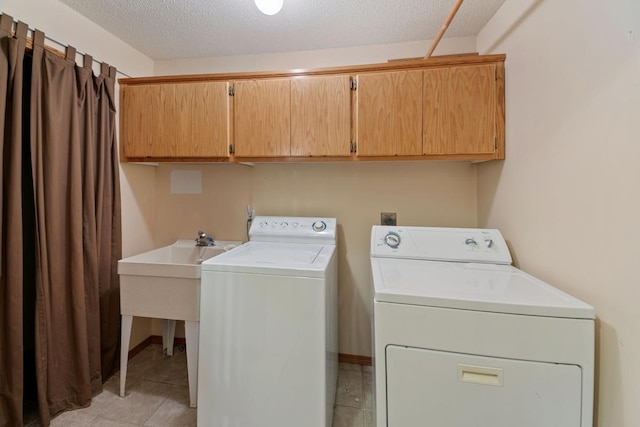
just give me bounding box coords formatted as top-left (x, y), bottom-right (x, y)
top-left (185, 320), bottom-right (199, 408)
top-left (162, 319), bottom-right (176, 357)
top-left (120, 315), bottom-right (133, 398)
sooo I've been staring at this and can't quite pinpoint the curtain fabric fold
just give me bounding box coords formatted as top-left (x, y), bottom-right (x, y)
top-left (0, 14), bottom-right (27, 427)
top-left (95, 63), bottom-right (122, 383)
top-left (31, 30), bottom-right (93, 423)
top-left (0, 15), bottom-right (122, 426)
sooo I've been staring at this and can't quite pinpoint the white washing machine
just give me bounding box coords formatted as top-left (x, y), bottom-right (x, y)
top-left (371, 226), bottom-right (595, 427)
top-left (198, 216), bottom-right (338, 427)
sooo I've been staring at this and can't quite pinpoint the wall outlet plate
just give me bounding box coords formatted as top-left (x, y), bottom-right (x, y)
top-left (381, 212), bottom-right (397, 226)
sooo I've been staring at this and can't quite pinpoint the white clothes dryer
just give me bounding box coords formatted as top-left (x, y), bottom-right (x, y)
top-left (198, 216), bottom-right (338, 427)
top-left (371, 226), bottom-right (595, 427)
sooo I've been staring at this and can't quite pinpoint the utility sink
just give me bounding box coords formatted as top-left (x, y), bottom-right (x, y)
top-left (117, 239), bottom-right (242, 408)
top-left (118, 239), bottom-right (239, 279)
top-left (118, 239), bottom-right (241, 320)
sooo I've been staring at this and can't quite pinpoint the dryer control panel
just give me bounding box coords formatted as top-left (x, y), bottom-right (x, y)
top-left (250, 216), bottom-right (337, 245)
top-left (371, 226), bottom-right (512, 265)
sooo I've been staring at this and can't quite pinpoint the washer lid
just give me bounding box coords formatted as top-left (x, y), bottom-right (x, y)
top-left (202, 241), bottom-right (335, 277)
top-left (372, 258), bottom-right (594, 319)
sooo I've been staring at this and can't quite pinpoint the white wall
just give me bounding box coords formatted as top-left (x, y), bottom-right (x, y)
top-left (2, 0), bottom-right (157, 348)
top-left (155, 37), bottom-right (476, 75)
top-left (477, 1), bottom-right (640, 425)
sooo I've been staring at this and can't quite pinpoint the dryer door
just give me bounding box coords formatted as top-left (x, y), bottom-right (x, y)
top-left (386, 345), bottom-right (582, 427)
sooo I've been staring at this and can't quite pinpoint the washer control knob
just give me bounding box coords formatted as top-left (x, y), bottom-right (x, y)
top-left (465, 238), bottom-right (478, 246)
top-left (312, 221), bottom-right (327, 232)
top-left (292, 222), bottom-right (299, 228)
top-left (384, 232), bottom-right (401, 248)
top-left (484, 238), bottom-right (493, 248)
top-left (280, 222), bottom-right (289, 228)
top-left (260, 221), bottom-right (268, 228)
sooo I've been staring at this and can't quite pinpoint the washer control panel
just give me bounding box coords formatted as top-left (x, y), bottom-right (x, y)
top-left (372, 226), bottom-right (512, 265)
top-left (250, 216), bottom-right (337, 244)
top-left (384, 231), bottom-right (402, 248)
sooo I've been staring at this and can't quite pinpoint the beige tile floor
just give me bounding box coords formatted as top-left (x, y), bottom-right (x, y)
top-left (25, 344), bottom-right (374, 427)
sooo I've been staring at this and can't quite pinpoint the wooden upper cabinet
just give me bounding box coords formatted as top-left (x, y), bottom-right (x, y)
top-left (120, 81), bottom-right (230, 159)
top-left (355, 70), bottom-right (423, 156)
top-left (121, 84), bottom-right (171, 158)
top-left (233, 79), bottom-right (291, 157)
top-left (174, 82), bottom-right (230, 157)
top-left (423, 64), bottom-right (499, 155)
top-left (290, 75), bottom-right (351, 157)
top-left (119, 54), bottom-right (506, 162)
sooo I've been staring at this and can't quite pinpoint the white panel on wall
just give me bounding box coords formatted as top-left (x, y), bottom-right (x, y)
top-left (170, 170), bottom-right (202, 194)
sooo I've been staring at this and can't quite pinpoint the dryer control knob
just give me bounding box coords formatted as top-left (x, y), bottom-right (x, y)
top-left (312, 221), bottom-right (327, 232)
top-left (384, 232), bottom-right (401, 248)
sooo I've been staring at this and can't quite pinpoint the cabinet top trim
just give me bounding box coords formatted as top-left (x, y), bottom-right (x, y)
top-left (118, 53), bottom-right (506, 86)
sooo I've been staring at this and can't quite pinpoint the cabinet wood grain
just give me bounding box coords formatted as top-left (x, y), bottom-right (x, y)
top-left (423, 64), bottom-right (497, 155)
top-left (356, 71), bottom-right (423, 156)
top-left (121, 84), bottom-right (171, 158)
top-left (234, 79), bottom-right (291, 157)
top-left (174, 82), bottom-right (229, 157)
top-left (290, 75), bottom-right (351, 157)
top-left (121, 82), bottom-right (229, 159)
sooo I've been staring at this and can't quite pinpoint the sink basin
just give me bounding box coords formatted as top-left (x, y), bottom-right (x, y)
top-left (118, 239), bottom-right (240, 279)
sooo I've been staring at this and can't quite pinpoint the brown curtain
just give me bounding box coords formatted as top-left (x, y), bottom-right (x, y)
top-left (0, 15), bottom-right (27, 427)
top-left (0, 16), bottom-right (122, 426)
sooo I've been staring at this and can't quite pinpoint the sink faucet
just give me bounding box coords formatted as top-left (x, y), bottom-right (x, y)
top-left (196, 231), bottom-right (214, 247)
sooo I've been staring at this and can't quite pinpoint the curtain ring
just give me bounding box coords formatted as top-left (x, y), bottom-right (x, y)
top-left (83, 54), bottom-right (93, 70)
top-left (66, 45), bottom-right (76, 63)
top-left (33, 29), bottom-right (45, 47)
top-left (0, 14), bottom-right (13, 35)
top-left (15, 21), bottom-right (28, 39)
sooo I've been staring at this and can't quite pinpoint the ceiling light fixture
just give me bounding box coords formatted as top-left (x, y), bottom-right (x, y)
top-left (254, 0), bottom-right (283, 15)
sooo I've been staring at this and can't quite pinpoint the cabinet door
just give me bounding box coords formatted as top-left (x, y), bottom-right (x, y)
top-left (121, 84), bottom-right (173, 158)
top-left (355, 71), bottom-right (423, 156)
top-left (121, 82), bottom-right (230, 159)
top-left (174, 82), bottom-right (230, 158)
top-left (234, 79), bottom-right (291, 157)
top-left (290, 75), bottom-right (351, 157)
top-left (423, 64), bottom-right (497, 155)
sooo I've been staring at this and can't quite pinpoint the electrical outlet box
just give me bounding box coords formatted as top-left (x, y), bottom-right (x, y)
top-left (381, 212), bottom-right (397, 226)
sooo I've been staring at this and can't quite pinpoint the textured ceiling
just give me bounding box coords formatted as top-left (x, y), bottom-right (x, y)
top-left (58, 0), bottom-right (506, 61)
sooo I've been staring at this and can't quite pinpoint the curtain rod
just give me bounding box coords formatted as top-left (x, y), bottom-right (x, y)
top-left (39, 30), bottom-right (133, 78)
top-left (9, 20), bottom-right (132, 78)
